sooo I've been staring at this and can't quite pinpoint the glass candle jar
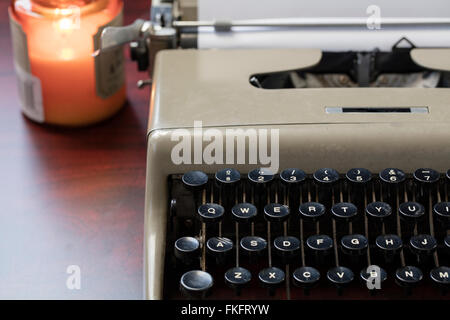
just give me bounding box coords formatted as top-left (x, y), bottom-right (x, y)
top-left (9, 0), bottom-right (126, 126)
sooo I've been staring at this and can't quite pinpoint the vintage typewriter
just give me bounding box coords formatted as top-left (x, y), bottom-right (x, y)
top-left (99, 0), bottom-right (450, 299)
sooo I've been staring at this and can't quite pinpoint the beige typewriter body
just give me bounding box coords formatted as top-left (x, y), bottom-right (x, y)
top-left (144, 48), bottom-right (450, 299)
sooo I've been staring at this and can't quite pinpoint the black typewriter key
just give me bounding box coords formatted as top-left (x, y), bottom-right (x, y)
top-left (248, 168), bottom-right (275, 209)
top-left (313, 168), bottom-right (339, 208)
top-left (409, 234), bottom-right (437, 264)
top-left (299, 202), bottom-right (326, 221)
top-left (280, 168), bottom-right (306, 209)
top-left (224, 267), bottom-right (252, 295)
top-left (206, 237), bottom-right (233, 264)
top-left (413, 168), bottom-right (440, 185)
top-left (264, 203), bottom-right (290, 223)
top-left (327, 266), bottom-right (354, 295)
top-left (365, 202), bottom-right (392, 221)
top-left (306, 234), bottom-right (333, 266)
top-left (341, 234), bottom-right (368, 256)
top-left (376, 234), bottom-right (403, 264)
top-left (430, 266), bottom-right (450, 294)
top-left (433, 202), bottom-right (450, 225)
top-left (215, 168), bottom-right (241, 210)
top-left (346, 168), bottom-right (372, 205)
top-left (379, 168), bottom-right (406, 204)
top-left (395, 266), bottom-right (423, 295)
top-left (231, 203), bottom-right (257, 223)
top-left (240, 236), bottom-right (267, 258)
top-left (293, 266), bottom-right (320, 295)
top-left (175, 237), bottom-right (200, 265)
top-left (258, 267), bottom-right (285, 296)
top-left (182, 171), bottom-right (209, 207)
top-left (331, 202), bottom-right (358, 222)
top-left (180, 270), bottom-right (214, 299)
top-left (273, 236), bottom-right (300, 263)
top-left (399, 202), bottom-right (425, 234)
top-left (197, 203), bottom-right (225, 223)
top-left (360, 265), bottom-right (387, 292)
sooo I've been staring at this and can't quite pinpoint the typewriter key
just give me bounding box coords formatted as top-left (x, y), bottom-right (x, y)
top-left (264, 203), bottom-right (290, 223)
top-left (331, 202), bottom-right (358, 222)
top-left (430, 266), bottom-right (450, 294)
top-left (182, 171), bottom-right (209, 189)
top-left (376, 234), bottom-right (403, 263)
top-left (313, 168), bottom-right (339, 208)
top-left (341, 234), bottom-right (368, 256)
top-left (293, 266), bottom-right (320, 295)
top-left (240, 236), bottom-right (267, 257)
top-left (360, 265), bottom-right (387, 291)
top-left (395, 266), bottom-right (423, 294)
top-left (399, 202), bottom-right (425, 222)
top-left (379, 168), bottom-right (405, 204)
top-left (248, 168), bottom-right (275, 209)
top-left (174, 237), bottom-right (200, 265)
top-left (365, 202), bottom-right (392, 221)
top-left (224, 267), bottom-right (252, 295)
top-left (180, 270), bottom-right (214, 299)
top-left (197, 203), bottom-right (225, 223)
top-left (231, 203), bottom-right (257, 223)
top-left (327, 266), bottom-right (354, 295)
top-left (306, 234), bottom-right (333, 266)
top-left (248, 168), bottom-right (275, 184)
top-left (258, 267), bottom-right (285, 296)
top-left (273, 236), bottom-right (300, 263)
top-left (215, 168), bottom-right (240, 185)
top-left (346, 168), bottom-right (372, 206)
top-left (215, 168), bottom-right (241, 210)
top-left (206, 237), bottom-right (233, 264)
top-left (413, 168), bottom-right (440, 184)
top-left (409, 234), bottom-right (437, 258)
top-left (299, 202), bottom-right (326, 221)
top-left (433, 202), bottom-right (450, 225)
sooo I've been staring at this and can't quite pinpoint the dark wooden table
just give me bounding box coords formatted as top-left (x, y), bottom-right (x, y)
top-left (0, 1), bottom-right (150, 299)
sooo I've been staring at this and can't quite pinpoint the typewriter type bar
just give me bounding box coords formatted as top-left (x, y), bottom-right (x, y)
top-left (164, 168), bottom-right (450, 300)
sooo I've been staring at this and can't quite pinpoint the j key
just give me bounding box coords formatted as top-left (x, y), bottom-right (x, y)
top-left (331, 202), bottom-right (358, 222)
top-left (376, 234), bottom-right (403, 263)
top-left (433, 202), bottom-right (450, 225)
top-left (365, 202), bottom-right (392, 221)
top-left (197, 203), bottom-right (225, 223)
top-left (273, 236), bottom-right (300, 263)
top-left (299, 202), bottom-right (326, 222)
top-left (346, 168), bottom-right (372, 205)
top-left (206, 237), bottom-right (233, 264)
top-left (224, 267), bottom-right (252, 296)
top-left (313, 168), bottom-right (339, 207)
top-left (379, 168), bottom-right (405, 204)
top-left (258, 267), bottom-right (285, 296)
top-left (395, 266), bottom-right (423, 294)
top-left (341, 234), bottom-right (368, 256)
top-left (174, 236), bottom-right (200, 265)
top-left (293, 266), bottom-right (320, 295)
top-left (240, 236), bottom-right (267, 258)
top-left (360, 265), bottom-right (387, 292)
top-left (264, 203), bottom-right (290, 223)
top-left (409, 234), bottom-right (437, 261)
top-left (399, 202), bottom-right (425, 224)
top-left (180, 270), bottom-right (213, 299)
top-left (182, 170), bottom-right (209, 207)
top-left (231, 203), bottom-right (257, 223)
top-left (430, 266), bottom-right (450, 294)
top-left (327, 266), bottom-right (354, 295)
top-left (306, 234), bottom-right (333, 265)
top-left (215, 168), bottom-right (241, 208)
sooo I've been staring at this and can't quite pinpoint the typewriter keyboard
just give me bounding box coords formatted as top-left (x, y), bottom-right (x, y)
top-left (164, 168), bottom-right (450, 299)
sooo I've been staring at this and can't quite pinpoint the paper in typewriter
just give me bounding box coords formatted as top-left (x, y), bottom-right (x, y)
top-left (197, 0), bottom-right (450, 51)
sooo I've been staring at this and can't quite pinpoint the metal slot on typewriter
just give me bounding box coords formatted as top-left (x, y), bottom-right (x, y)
top-left (164, 168), bottom-right (450, 299)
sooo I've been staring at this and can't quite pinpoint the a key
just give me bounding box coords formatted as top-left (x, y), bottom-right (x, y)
top-left (409, 234), bottom-right (437, 263)
top-left (299, 202), bottom-right (326, 222)
top-left (375, 234), bottom-right (403, 264)
top-left (231, 203), bottom-right (257, 223)
top-left (224, 267), bottom-right (252, 296)
top-left (197, 203), bottom-right (225, 223)
top-left (313, 168), bottom-right (339, 208)
top-left (293, 266), bottom-right (320, 295)
top-left (180, 270), bottom-right (214, 299)
top-left (174, 236), bottom-right (200, 265)
top-left (434, 202), bottom-right (450, 226)
top-left (264, 203), bottom-right (290, 223)
top-left (395, 266), bottom-right (423, 295)
top-left (430, 266), bottom-right (450, 294)
top-left (240, 236), bottom-right (267, 259)
top-left (258, 267), bottom-right (285, 296)
top-left (273, 236), bottom-right (300, 263)
top-left (327, 266), bottom-right (354, 295)
top-left (206, 237), bottom-right (233, 264)
top-left (360, 265), bottom-right (387, 293)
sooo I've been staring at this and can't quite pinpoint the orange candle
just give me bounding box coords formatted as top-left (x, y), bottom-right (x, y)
top-left (9, 0), bottom-right (126, 126)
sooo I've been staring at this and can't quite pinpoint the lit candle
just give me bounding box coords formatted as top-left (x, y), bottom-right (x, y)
top-left (10, 0), bottom-right (126, 126)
